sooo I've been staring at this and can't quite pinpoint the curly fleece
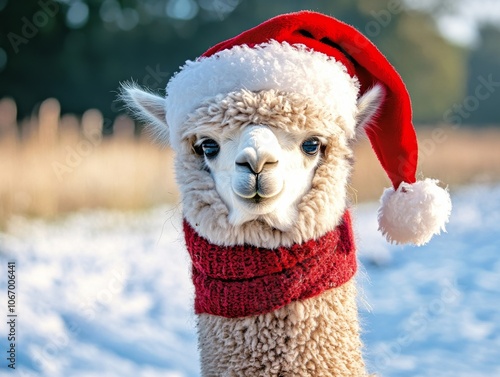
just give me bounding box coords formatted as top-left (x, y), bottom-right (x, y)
top-left (172, 89), bottom-right (371, 376)
top-left (177, 89), bottom-right (355, 249)
top-left (197, 280), bottom-right (368, 377)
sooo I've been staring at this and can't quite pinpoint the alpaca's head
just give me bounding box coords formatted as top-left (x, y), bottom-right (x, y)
top-left (122, 83), bottom-right (383, 246)
top-left (190, 106), bottom-right (321, 231)
top-left (123, 13), bottom-right (450, 267)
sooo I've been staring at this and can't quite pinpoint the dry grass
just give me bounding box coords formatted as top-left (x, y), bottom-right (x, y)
top-left (1, 97), bottom-right (500, 227)
top-left (350, 126), bottom-right (500, 203)
top-left (0, 98), bottom-right (177, 228)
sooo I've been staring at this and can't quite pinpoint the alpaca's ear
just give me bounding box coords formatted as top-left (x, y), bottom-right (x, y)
top-left (355, 84), bottom-right (385, 131)
top-left (120, 83), bottom-right (169, 144)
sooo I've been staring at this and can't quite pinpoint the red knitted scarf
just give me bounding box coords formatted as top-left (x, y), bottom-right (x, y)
top-left (183, 211), bottom-right (357, 318)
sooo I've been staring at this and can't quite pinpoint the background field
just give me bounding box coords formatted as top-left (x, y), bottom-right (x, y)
top-left (1, 97), bottom-right (500, 228)
top-left (0, 184), bottom-right (499, 377)
top-left (1, 0), bottom-right (500, 376)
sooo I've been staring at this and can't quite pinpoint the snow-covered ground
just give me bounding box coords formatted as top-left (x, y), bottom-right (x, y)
top-left (1, 184), bottom-right (499, 376)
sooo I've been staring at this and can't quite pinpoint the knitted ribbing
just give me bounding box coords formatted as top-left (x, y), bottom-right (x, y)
top-left (183, 211), bottom-right (357, 318)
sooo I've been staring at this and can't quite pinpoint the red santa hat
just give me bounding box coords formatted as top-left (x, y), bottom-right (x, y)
top-left (165, 11), bottom-right (451, 246)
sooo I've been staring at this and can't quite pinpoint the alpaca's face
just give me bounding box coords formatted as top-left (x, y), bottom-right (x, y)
top-left (121, 84), bottom-right (383, 245)
top-left (193, 123), bottom-right (324, 231)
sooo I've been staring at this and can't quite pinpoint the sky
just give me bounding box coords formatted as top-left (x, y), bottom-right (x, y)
top-left (406, 0), bottom-right (500, 46)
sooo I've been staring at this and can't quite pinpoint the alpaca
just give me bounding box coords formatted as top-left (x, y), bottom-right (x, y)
top-left (122, 11), bottom-right (451, 377)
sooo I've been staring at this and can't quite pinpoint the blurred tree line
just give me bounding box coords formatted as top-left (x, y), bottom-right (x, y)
top-left (0, 0), bottom-right (499, 127)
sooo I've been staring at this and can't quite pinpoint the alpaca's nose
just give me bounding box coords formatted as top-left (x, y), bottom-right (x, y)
top-left (236, 148), bottom-right (278, 174)
top-left (235, 126), bottom-right (279, 174)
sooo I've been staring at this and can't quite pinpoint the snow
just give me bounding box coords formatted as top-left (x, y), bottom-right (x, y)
top-left (1, 184), bottom-right (500, 376)
top-left (355, 184), bottom-right (500, 376)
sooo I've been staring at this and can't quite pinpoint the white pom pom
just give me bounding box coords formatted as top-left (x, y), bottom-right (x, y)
top-left (378, 178), bottom-right (452, 246)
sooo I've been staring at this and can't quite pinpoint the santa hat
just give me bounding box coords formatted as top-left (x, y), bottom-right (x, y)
top-left (165, 11), bottom-right (451, 246)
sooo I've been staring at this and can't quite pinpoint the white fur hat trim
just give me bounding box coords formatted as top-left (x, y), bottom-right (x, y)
top-left (378, 178), bottom-right (452, 246)
top-left (165, 40), bottom-right (360, 145)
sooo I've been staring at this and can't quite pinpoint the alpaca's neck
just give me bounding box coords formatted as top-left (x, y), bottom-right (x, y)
top-left (185, 212), bottom-right (368, 376)
top-left (197, 280), bottom-right (368, 377)
top-left (183, 211), bottom-right (357, 318)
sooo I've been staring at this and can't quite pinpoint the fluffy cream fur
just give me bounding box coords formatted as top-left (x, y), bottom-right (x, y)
top-left (120, 84), bottom-right (170, 143)
top-left (378, 178), bottom-right (452, 245)
top-left (165, 41), bottom-right (360, 147)
top-left (178, 89), bottom-right (376, 376)
top-left (121, 83), bottom-right (385, 377)
top-left (176, 89), bottom-right (355, 248)
top-left (198, 280), bottom-right (368, 377)
top-left (202, 123), bottom-right (321, 231)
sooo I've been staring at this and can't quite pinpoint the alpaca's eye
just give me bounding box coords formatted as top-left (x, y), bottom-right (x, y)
top-left (301, 137), bottom-right (321, 156)
top-left (197, 139), bottom-right (220, 159)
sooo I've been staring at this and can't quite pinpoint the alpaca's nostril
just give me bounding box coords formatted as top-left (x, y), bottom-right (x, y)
top-left (236, 161), bottom-right (255, 174)
top-left (261, 160), bottom-right (279, 171)
top-left (236, 159), bottom-right (278, 174)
